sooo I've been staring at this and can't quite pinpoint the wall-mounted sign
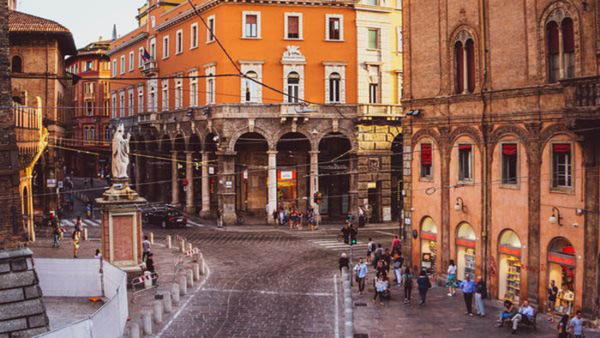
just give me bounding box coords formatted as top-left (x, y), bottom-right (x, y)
top-left (243, 169), bottom-right (248, 180)
top-left (46, 179), bottom-right (56, 188)
top-left (209, 167), bottom-right (215, 175)
top-left (278, 170), bottom-right (295, 180)
top-left (225, 181), bottom-right (233, 189)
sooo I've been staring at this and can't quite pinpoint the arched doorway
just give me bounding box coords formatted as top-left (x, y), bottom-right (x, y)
top-left (498, 230), bottom-right (522, 303)
top-left (319, 132), bottom-right (351, 221)
top-left (391, 134), bottom-right (403, 221)
top-left (277, 133), bottom-right (311, 212)
top-left (456, 222), bottom-right (476, 281)
top-left (234, 132), bottom-right (268, 223)
top-left (420, 217), bottom-right (438, 275)
top-left (547, 237), bottom-right (576, 314)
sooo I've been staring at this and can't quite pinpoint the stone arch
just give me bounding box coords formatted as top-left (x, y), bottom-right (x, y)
top-left (448, 126), bottom-right (483, 153)
top-left (538, 0), bottom-right (582, 82)
top-left (491, 125), bottom-right (532, 161)
top-left (159, 134), bottom-right (173, 152)
top-left (228, 126), bottom-right (274, 152)
top-left (540, 123), bottom-right (574, 150)
top-left (412, 128), bottom-right (442, 146)
top-left (273, 128), bottom-right (316, 151)
top-left (448, 24), bottom-right (480, 95)
top-left (316, 127), bottom-right (356, 151)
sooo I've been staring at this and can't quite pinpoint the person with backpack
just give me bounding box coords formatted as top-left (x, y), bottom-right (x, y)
top-left (372, 244), bottom-right (383, 268)
top-left (390, 235), bottom-right (401, 256)
top-left (417, 270), bottom-right (432, 305)
top-left (393, 254), bottom-right (404, 286)
top-left (403, 267), bottom-right (413, 304)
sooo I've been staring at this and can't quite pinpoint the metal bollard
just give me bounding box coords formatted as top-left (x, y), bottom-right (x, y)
top-left (141, 310), bottom-right (153, 335)
top-left (152, 300), bottom-right (163, 324)
top-left (179, 274), bottom-right (188, 295)
top-left (192, 263), bottom-right (200, 281)
top-left (149, 232), bottom-right (154, 244)
top-left (162, 291), bottom-right (173, 313)
top-left (83, 228), bottom-right (88, 241)
top-left (171, 283), bottom-right (180, 305)
top-left (128, 322), bottom-right (140, 338)
top-left (186, 269), bottom-right (194, 288)
top-left (166, 235), bottom-right (172, 249)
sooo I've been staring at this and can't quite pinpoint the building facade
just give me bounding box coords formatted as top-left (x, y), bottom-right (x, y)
top-left (9, 9), bottom-right (76, 213)
top-left (65, 40), bottom-right (111, 177)
top-left (402, 0), bottom-right (600, 316)
top-left (109, 0), bottom-right (404, 225)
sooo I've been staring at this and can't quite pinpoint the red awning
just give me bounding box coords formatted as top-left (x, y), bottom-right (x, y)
top-left (502, 143), bottom-right (517, 156)
top-left (553, 143), bottom-right (570, 153)
top-left (421, 143), bottom-right (432, 166)
top-left (459, 144), bottom-right (472, 151)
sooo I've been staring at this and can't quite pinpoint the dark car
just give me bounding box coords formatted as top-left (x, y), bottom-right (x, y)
top-left (145, 209), bottom-right (187, 228)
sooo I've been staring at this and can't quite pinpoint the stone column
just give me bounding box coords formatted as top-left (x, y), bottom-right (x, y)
top-left (558, 28), bottom-right (565, 80)
top-left (462, 45), bottom-right (469, 94)
top-left (171, 151), bottom-right (179, 206)
top-left (267, 150), bottom-right (277, 224)
top-left (218, 151), bottom-right (236, 225)
top-left (525, 128), bottom-right (542, 307)
top-left (185, 151), bottom-right (194, 213)
top-left (582, 138), bottom-right (599, 315)
top-left (200, 151), bottom-right (211, 218)
top-left (310, 151), bottom-right (320, 217)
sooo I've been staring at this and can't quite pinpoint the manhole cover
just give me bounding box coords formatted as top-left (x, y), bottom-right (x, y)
top-left (354, 302), bottom-right (367, 307)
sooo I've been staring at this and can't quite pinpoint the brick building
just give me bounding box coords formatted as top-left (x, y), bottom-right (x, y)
top-left (402, 0), bottom-right (600, 316)
top-left (108, 0), bottom-right (404, 225)
top-left (65, 40), bottom-right (112, 178)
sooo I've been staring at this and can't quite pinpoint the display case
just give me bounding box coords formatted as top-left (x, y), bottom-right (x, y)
top-left (505, 256), bottom-right (521, 303)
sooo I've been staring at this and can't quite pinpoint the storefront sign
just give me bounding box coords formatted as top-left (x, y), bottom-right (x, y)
top-left (225, 181), bottom-right (233, 189)
top-left (209, 167), bottom-right (215, 174)
top-left (499, 245), bottom-right (521, 257)
top-left (243, 169), bottom-right (248, 180)
top-left (278, 170), bottom-right (295, 180)
top-left (548, 253), bottom-right (576, 267)
top-left (456, 238), bottom-right (476, 248)
top-left (421, 231), bottom-right (436, 241)
top-left (46, 179), bottom-right (56, 188)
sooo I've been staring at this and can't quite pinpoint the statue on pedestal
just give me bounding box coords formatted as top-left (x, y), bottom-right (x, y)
top-left (112, 124), bottom-right (131, 180)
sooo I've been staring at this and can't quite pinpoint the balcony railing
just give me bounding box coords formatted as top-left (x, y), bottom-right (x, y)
top-left (358, 104), bottom-right (403, 118)
top-left (142, 61), bottom-right (159, 76)
top-left (562, 76), bottom-right (600, 108)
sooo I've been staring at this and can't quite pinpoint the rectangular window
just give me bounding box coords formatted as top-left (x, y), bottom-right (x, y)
top-left (420, 143), bottom-right (432, 178)
top-left (138, 87), bottom-right (144, 114)
top-left (128, 90), bottom-right (134, 116)
top-left (129, 52), bottom-right (134, 71)
top-left (207, 78), bottom-right (215, 104)
top-left (190, 73), bottom-right (198, 106)
top-left (85, 101), bottom-right (93, 116)
top-left (328, 17), bottom-right (341, 40)
top-left (163, 36), bottom-right (170, 59)
top-left (86, 61), bottom-right (94, 71)
top-left (396, 27), bottom-right (403, 53)
top-left (286, 14), bottom-right (301, 39)
top-left (175, 80), bottom-right (183, 109)
top-left (501, 143), bottom-right (518, 185)
top-left (244, 14), bottom-right (258, 38)
top-left (150, 38), bottom-right (156, 59)
top-left (207, 16), bottom-right (215, 43)
top-left (369, 83), bottom-right (378, 103)
top-left (458, 144), bottom-right (472, 181)
top-left (176, 30), bottom-right (183, 54)
top-left (111, 94), bottom-right (117, 118)
top-left (368, 28), bottom-right (380, 49)
top-left (552, 143), bottom-right (572, 188)
top-left (138, 48), bottom-right (144, 67)
top-left (191, 23), bottom-right (198, 49)
top-left (120, 55), bottom-right (125, 74)
top-left (162, 81), bottom-right (169, 111)
top-left (119, 92), bottom-right (125, 118)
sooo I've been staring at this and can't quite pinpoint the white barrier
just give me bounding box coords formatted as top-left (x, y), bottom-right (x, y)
top-left (34, 258), bottom-right (128, 338)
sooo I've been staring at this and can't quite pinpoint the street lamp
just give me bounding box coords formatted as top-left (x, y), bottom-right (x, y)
top-left (549, 207), bottom-right (562, 226)
top-left (454, 197), bottom-right (465, 212)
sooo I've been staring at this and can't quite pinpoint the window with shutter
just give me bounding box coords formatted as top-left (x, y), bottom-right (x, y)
top-left (288, 16), bottom-right (299, 39)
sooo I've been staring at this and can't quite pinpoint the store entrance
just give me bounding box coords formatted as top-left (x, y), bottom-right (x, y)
top-left (456, 222), bottom-right (476, 281)
top-left (498, 230), bottom-right (522, 303)
top-left (420, 217), bottom-right (438, 276)
top-left (548, 237), bottom-right (576, 315)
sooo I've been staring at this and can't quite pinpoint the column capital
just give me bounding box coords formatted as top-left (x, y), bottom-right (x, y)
top-left (309, 150), bottom-right (320, 155)
top-left (267, 150), bottom-right (278, 155)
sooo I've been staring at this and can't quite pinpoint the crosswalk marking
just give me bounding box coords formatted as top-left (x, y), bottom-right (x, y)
top-left (60, 218), bottom-right (101, 227)
top-left (302, 237), bottom-right (367, 252)
top-left (187, 220), bottom-right (205, 228)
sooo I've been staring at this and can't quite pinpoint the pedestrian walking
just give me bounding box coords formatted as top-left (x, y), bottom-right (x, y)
top-left (393, 253), bottom-right (404, 286)
top-left (72, 229), bottom-right (81, 258)
top-left (547, 279), bottom-right (558, 323)
top-left (354, 258), bottom-right (368, 295)
top-left (460, 275), bottom-right (476, 316)
top-left (557, 314), bottom-right (569, 338)
top-left (417, 270), bottom-right (431, 305)
top-left (382, 249), bottom-right (392, 274)
top-left (474, 276), bottom-right (486, 316)
top-left (373, 276), bottom-right (387, 305)
top-left (142, 235), bottom-right (151, 262)
top-left (569, 310), bottom-right (584, 338)
top-left (339, 253), bottom-right (349, 274)
top-left (403, 267), bottom-right (413, 304)
top-left (446, 260), bottom-right (458, 296)
top-left (75, 216), bottom-right (82, 232)
top-left (375, 260), bottom-right (387, 279)
top-left (390, 235), bottom-right (401, 256)
top-left (52, 222), bottom-right (62, 248)
top-left (372, 243), bottom-right (383, 267)
top-left (366, 237), bottom-right (375, 263)
top-left (146, 252), bottom-right (158, 286)
top-left (94, 249), bottom-right (102, 259)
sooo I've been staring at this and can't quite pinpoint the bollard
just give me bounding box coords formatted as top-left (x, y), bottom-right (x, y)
top-left (186, 269), bottom-right (194, 287)
top-left (171, 283), bottom-right (180, 305)
top-left (149, 232), bottom-right (154, 244)
top-left (129, 322), bottom-right (140, 338)
top-left (83, 228), bottom-right (88, 241)
top-left (179, 240), bottom-right (186, 253)
top-left (344, 296), bottom-right (352, 309)
top-left (166, 235), bottom-right (172, 249)
top-left (344, 320), bottom-right (353, 338)
top-left (141, 310), bottom-right (153, 335)
top-left (192, 263), bottom-right (200, 281)
top-left (187, 243), bottom-right (193, 252)
top-left (152, 301), bottom-right (163, 324)
top-left (162, 291), bottom-right (173, 313)
top-left (179, 274), bottom-right (188, 295)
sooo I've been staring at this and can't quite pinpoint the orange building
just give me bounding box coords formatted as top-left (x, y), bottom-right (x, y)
top-left (110, 0), bottom-right (363, 224)
top-left (402, 0), bottom-right (600, 317)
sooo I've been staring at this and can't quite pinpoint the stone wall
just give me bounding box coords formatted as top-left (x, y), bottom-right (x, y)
top-left (0, 248), bottom-right (48, 337)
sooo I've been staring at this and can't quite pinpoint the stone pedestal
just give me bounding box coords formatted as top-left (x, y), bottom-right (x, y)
top-left (96, 179), bottom-right (146, 274)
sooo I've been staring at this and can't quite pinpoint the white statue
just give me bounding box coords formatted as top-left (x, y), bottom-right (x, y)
top-left (112, 124), bottom-right (131, 179)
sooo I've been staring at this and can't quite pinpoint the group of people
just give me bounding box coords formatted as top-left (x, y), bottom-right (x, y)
top-left (142, 235), bottom-right (158, 285)
top-left (272, 205), bottom-right (317, 230)
top-left (445, 260), bottom-right (487, 317)
top-left (52, 216), bottom-right (83, 258)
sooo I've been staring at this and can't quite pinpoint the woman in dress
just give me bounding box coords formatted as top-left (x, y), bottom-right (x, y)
top-left (446, 259), bottom-right (458, 296)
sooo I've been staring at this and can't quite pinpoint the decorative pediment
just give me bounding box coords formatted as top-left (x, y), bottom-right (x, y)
top-left (281, 46), bottom-right (306, 64)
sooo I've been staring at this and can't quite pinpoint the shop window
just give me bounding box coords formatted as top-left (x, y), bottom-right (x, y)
top-left (552, 143), bottom-right (572, 189)
top-left (548, 237), bottom-right (576, 314)
top-left (328, 72), bottom-right (341, 103)
top-left (287, 72), bottom-right (300, 103)
top-left (420, 217), bottom-right (437, 275)
top-left (498, 230), bottom-right (522, 303)
top-left (456, 223), bottom-right (476, 281)
top-left (458, 144), bottom-right (472, 181)
top-left (420, 143), bottom-right (432, 178)
top-left (501, 143), bottom-right (518, 185)
top-left (11, 55), bottom-right (22, 73)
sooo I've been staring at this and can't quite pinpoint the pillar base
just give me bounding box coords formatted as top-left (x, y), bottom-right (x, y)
top-left (184, 206), bottom-right (195, 214)
top-left (199, 209), bottom-right (212, 219)
top-left (222, 212), bottom-right (237, 226)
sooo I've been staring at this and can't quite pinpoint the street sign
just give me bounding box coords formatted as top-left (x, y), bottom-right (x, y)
top-left (58, 181), bottom-right (63, 189)
top-left (47, 179), bottom-right (56, 188)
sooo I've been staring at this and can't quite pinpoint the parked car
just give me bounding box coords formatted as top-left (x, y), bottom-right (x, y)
top-left (144, 209), bottom-right (187, 228)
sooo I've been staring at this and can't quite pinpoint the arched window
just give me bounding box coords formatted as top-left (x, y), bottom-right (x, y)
top-left (244, 71), bottom-right (258, 103)
top-left (11, 56), bottom-right (22, 73)
top-left (546, 12), bottom-right (575, 82)
top-left (329, 72), bottom-right (341, 103)
top-left (454, 32), bottom-right (475, 94)
top-left (287, 72), bottom-right (300, 103)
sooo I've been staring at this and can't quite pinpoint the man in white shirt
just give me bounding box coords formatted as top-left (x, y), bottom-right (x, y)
top-left (511, 300), bottom-right (535, 334)
top-left (354, 258), bottom-right (368, 295)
